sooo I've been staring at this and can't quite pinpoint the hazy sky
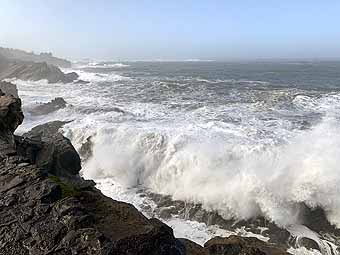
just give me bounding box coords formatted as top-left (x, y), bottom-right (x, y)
top-left (1, 0), bottom-right (340, 60)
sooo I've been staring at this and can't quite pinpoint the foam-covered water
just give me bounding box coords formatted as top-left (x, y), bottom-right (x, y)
top-left (14, 61), bottom-right (340, 254)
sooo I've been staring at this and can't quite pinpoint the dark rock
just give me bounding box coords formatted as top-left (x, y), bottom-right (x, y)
top-left (64, 72), bottom-right (78, 82)
top-left (300, 203), bottom-right (340, 235)
top-left (74, 79), bottom-right (90, 84)
top-left (179, 239), bottom-right (208, 255)
top-left (23, 121), bottom-right (81, 177)
top-left (148, 192), bottom-right (292, 250)
top-left (0, 81), bottom-right (18, 97)
top-left (78, 136), bottom-right (94, 161)
top-left (0, 92), bottom-right (24, 155)
top-left (29, 97), bottom-right (67, 116)
top-left (204, 235), bottom-right (290, 255)
top-left (297, 237), bottom-right (320, 251)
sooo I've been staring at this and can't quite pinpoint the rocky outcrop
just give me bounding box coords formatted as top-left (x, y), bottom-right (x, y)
top-left (0, 57), bottom-right (78, 83)
top-left (0, 90), bottom-right (24, 156)
top-left (29, 97), bottom-right (67, 116)
top-left (204, 236), bottom-right (289, 255)
top-left (0, 81), bottom-right (18, 97)
top-left (0, 47), bottom-right (71, 68)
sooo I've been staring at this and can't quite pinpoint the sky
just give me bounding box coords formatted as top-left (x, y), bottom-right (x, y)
top-left (1, 0), bottom-right (340, 61)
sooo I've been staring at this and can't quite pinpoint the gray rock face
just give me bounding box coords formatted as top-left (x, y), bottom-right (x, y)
top-left (0, 81), bottom-right (18, 98)
top-left (29, 97), bottom-right (67, 116)
top-left (0, 47), bottom-right (72, 68)
top-left (0, 53), bottom-right (78, 84)
top-left (0, 59), bottom-right (78, 83)
top-left (0, 92), bottom-right (24, 156)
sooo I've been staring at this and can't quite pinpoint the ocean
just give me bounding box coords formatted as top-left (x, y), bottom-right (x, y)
top-left (14, 60), bottom-right (340, 255)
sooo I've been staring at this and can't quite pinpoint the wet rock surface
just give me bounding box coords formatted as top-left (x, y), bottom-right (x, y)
top-left (0, 91), bottom-right (24, 156)
top-left (29, 97), bottom-right (67, 116)
top-left (204, 235), bottom-right (289, 255)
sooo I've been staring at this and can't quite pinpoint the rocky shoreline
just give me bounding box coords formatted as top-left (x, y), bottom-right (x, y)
top-left (0, 80), bottom-right (293, 254)
top-left (0, 48), bottom-right (339, 254)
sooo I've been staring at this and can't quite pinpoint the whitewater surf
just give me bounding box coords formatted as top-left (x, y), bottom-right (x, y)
top-left (13, 60), bottom-right (340, 255)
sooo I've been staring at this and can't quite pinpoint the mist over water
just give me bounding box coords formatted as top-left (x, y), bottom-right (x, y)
top-left (14, 61), bottom-right (340, 253)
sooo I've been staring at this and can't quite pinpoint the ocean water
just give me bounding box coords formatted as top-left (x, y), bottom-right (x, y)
top-left (13, 61), bottom-right (340, 254)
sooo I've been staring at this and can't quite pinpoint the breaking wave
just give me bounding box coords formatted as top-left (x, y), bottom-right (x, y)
top-left (67, 113), bottom-right (340, 228)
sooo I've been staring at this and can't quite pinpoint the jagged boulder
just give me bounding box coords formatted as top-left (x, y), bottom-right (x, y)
top-left (22, 121), bottom-right (81, 177)
top-left (0, 81), bottom-right (18, 98)
top-left (29, 97), bottom-right (67, 116)
top-left (0, 91), bottom-right (24, 156)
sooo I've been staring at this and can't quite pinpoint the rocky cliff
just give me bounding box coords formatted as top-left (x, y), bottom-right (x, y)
top-left (0, 90), bottom-right (291, 255)
top-left (0, 54), bottom-right (78, 83)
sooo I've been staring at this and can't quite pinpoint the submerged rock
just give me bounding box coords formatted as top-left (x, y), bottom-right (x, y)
top-left (29, 97), bottom-right (67, 116)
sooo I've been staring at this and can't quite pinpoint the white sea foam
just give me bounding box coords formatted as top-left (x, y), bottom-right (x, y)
top-left (78, 62), bottom-right (130, 68)
top-left (74, 115), bottom-right (340, 228)
top-left (66, 69), bottom-right (130, 82)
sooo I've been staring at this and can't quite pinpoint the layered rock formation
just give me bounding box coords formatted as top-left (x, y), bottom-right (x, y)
top-left (0, 54), bottom-right (78, 83)
top-left (0, 90), bottom-right (294, 255)
top-left (0, 47), bottom-right (71, 68)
